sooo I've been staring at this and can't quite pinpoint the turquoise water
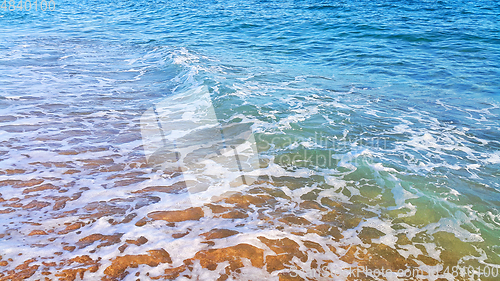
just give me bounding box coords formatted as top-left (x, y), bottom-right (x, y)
top-left (1, 0), bottom-right (499, 280)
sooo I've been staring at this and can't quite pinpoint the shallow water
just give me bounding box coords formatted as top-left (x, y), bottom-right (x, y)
top-left (1, 0), bottom-right (499, 280)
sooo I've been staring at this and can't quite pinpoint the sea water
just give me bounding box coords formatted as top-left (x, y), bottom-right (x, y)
top-left (1, 0), bottom-right (499, 280)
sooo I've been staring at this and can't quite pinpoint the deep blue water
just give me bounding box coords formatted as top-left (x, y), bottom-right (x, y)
top-left (1, 0), bottom-right (499, 279)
